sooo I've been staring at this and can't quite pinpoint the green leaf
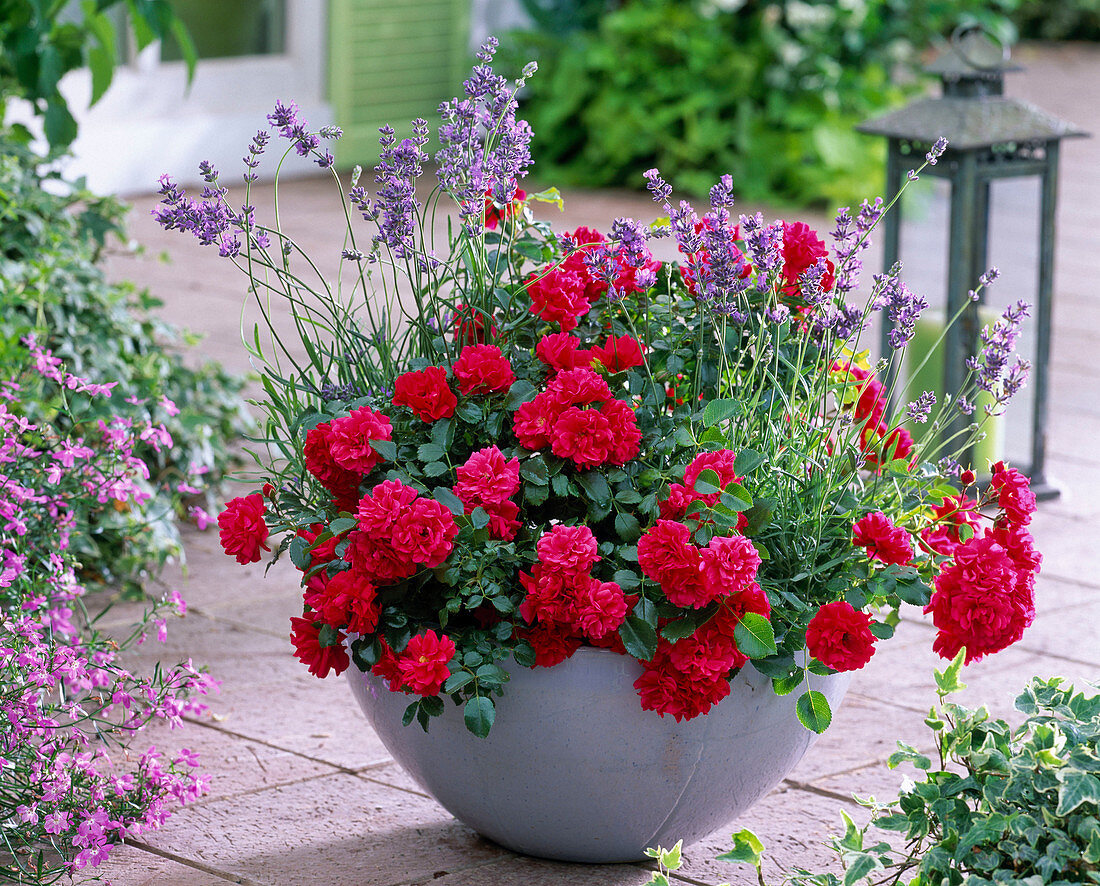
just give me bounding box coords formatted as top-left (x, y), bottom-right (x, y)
top-left (525, 483), bottom-right (549, 505)
top-left (1057, 771), bottom-right (1100, 816)
top-left (772, 671), bottom-right (804, 696)
top-left (692, 468), bottom-right (722, 495)
top-left (895, 573), bottom-right (933, 606)
top-left (734, 449), bottom-right (766, 475)
top-left (464, 696), bottom-right (495, 738)
top-left (87, 44), bottom-right (115, 106)
top-left (733, 612), bottom-right (776, 659)
top-left (575, 471), bottom-right (611, 505)
top-left (612, 569), bottom-right (640, 590)
top-left (934, 648), bottom-right (967, 697)
top-left (317, 624), bottom-right (341, 648)
top-left (869, 621), bottom-right (894, 640)
top-left (614, 511), bottom-right (642, 541)
top-left (619, 616), bottom-right (658, 660)
top-left (703, 398), bottom-right (739, 427)
top-left (506, 379), bottom-right (538, 410)
top-left (443, 671), bottom-right (474, 693)
top-left (370, 439), bottom-right (397, 462)
top-left (470, 507), bottom-right (490, 530)
top-left (288, 534), bottom-right (311, 570)
top-left (328, 517), bottom-right (357, 535)
top-left (402, 701), bottom-right (418, 727)
top-left (719, 482), bottom-right (753, 511)
top-left (424, 460), bottom-right (450, 477)
top-left (741, 497), bottom-right (776, 535)
top-left (842, 851), bottom-right (882, 886)
top-left (795, 690), bottom-right (833, 733)
top-left (520, 455), bottom-right (549, 485)
top-left (418, 442), bottom-right (445, 462)
top-left (432, 487), bottom-right (466, 516)
top-left (43, 98), bottom-right (78, 149)
top-left (716, 829), bottom-right (764, 866)
top-left (657, 840), bottom-right (683, 871)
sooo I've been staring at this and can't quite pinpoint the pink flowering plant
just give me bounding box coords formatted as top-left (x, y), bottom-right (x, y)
top-left (1, 341), bottom-right (213, 882)
top-left (157, 41), bottom-right (1040, 737)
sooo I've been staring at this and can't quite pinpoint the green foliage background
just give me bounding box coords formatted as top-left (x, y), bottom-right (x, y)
top-left (506, 0), bottom-right (1017, 207)
top-left (0, 136), bottom-right (252, 592)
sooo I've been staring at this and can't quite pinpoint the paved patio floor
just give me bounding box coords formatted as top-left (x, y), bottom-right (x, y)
top-left (92, 43), bottom-right (1099, 885)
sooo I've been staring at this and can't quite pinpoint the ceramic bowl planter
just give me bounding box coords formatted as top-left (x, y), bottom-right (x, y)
top-left (347, 647), bottom-right (850, 863)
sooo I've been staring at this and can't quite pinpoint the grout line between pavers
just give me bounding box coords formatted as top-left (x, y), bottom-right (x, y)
top-left (182, 714), bottom-right (393, 775)
top-left (353, 772), bottom-right (432, 800)
top-left (124, 838), bottom-right (268, 885)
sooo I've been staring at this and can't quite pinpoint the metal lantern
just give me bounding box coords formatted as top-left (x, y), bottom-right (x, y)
top-left (856, 26), bottom-right (1087, 500)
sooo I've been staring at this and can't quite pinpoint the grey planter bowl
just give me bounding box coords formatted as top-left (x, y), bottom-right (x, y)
top-left (347, 646), bottom-right (849, 863)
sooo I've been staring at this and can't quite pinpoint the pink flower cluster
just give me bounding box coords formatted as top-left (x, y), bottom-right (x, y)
top-left (518, 524), bottom-right (631, 665)
top-left (513, 367), bottom-right (641, 469)
top-left (454, 445), bottom-right (521, 540)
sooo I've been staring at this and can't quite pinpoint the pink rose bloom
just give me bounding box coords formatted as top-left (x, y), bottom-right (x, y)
top-left (452, 344), bottom-right (516, 396)
top-left (454, 446), bottom-right (521, 508)
top-left (396, 630), bottom-right (456, 695)
top-left (328, 407), bottom-right (393, 474)
top-left (805, 601), bottom-right (877, 672)
top-left (852, 511), bottom-right (914, 566)
top-left (550, 407), bottom-right (615, 468)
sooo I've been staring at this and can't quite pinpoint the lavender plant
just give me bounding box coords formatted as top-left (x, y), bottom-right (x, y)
top-left (0, 340), bottom-right (214, 883)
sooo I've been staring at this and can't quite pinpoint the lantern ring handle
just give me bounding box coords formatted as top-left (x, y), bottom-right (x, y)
top-left (950, 22), bottom-right (1010, 72)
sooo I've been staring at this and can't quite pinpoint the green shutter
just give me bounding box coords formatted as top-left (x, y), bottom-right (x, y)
top-left (328, 0), bottom-right (470, 164)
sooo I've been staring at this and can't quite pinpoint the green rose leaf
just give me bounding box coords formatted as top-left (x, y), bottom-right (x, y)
top-left (432, 487), bottom-right (466, 516)
top-left (505, 378), bottom-right (538, 411)
top-left (703, 398), bottom-right (738, 427)
top-left (614, 511), bottom-right (642, 542)
top-left (317, 624), bottom-right (341, 649)
top-left (734, 448), bottom-right (766, 475)
top-left (795, 690), bottom-right (833, 733)
top-left (443, 671), bottom-right (474, 694)
top-left (733, 612), bottom-right (776, 659)
top-left (418, 442), bottom-right (445, 462)
top-left (520, 455), bottom-right (549, 485)
top-left (619, 615), bottom-right (658, 661)
top-left (288, 534), bottom-right (311, 570)
top-left (576, 471), bottom-right (611, 506)
top-left (369, 439), bottom-right (397, 462)
top-left (464, 695), bottom-right (495, 738)
top-left (692, 468), bottom-right (722, 495)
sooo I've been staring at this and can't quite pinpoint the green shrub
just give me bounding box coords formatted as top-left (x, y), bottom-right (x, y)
top-left (0, 135), bottom-right (252, 592)
top-left (507, 0), bottom-right (1016, 207)
top-left (1013, 0), bottom-right (1100, 40)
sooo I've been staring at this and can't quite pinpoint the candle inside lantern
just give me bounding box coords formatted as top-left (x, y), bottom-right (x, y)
top-left (902, 309), bottom-right (1004, 473)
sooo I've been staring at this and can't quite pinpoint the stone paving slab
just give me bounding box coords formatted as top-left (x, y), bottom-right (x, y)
top-left (93, 42), bottom-right (1100, 886)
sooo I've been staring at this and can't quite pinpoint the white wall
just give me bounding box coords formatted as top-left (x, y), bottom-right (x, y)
top-left (43, 1), bottom-right (331, 196)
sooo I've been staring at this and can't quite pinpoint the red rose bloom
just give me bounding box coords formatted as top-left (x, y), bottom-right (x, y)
top-left (921, 495), bottom-right (981, 557)
top-left (637, 520), bottom-right (707, 607)
top-left (684, 450), bottom-right (742, 502)
top-left (451, 303), bottom-right (497, 345)
top-left (526, 266), bottom-right (592, 331)
top-left (356, 479), bottom-right (420, 535)
top-left (989, 461), bottom-right (1037, 526)
top-left (572, 579), bottom-right (628, 640)
top-left (484, 186), bottom-right (525, 230)
top-left (536, 524), bottom-right (600, 576)
top-left (853, 378), bottom-right (886, 426)
top-left (389, 498), bottom-right (460, 569)
top-left (925, 533), bottom-right (1035, 663)
top-left (303, 421), bottom-right (361, 510)
top-left (452, 344), bottom-right (516, 396)
top-left (290, 616), bottom-right (348, 678)
top-left (700, 534), bottom-right (762, 600)
top-left (860, 423), bottom-right (914, 468)
top-left (590, 335), bottom-right (645, 373)
top-left (600, 399), bottom-right (642, 465)
top-left (303, 568), bottom-right (379, 635)
top-left (780, 221), bottom-right (835, 301)
top-left (550, 407), bottom-right (616, 468)
top-left (852, 511), bottom-right (914, 566)
top-left (218, 494), bottom-right (270, 564)
top-left (545, 367), bottom-right (612, 410)
top-left (519, 620), bottom-right (583, 668)
top-left (395, 630), bottom-right (456, 696)
top-left (805, 601), bottom-right (877, 672)
top-left (512, 395), bottom-right (557, 450)
top-left (454, 446), bottom-right (521, 508)
top-left (561, 226), bottom-right (609, 300)
top-left (371, 638), bottom-right (404, 691)
top-left (634, 641), bottom-right (731, 721)
top-left (328, 407), bottom-right (394, 474)
top-left (482, 499), bottom-right (521, 541)
top-left (519, 562), bottom-right (578, 625)
top-left (536, 333), bottom-right (592, 373)
top-left (392, 366), bottom-right (457, 422)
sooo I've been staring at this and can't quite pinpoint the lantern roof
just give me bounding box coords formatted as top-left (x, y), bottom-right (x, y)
top-left (856, 96), bottom-right (1088, 151)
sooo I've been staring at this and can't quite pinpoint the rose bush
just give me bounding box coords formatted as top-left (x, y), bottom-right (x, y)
top-left (159, 41), bottom-right (1040, 738)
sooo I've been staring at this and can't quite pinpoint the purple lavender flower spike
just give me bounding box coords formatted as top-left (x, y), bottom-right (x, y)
top-left (906, 391), bottom-right (936, 423)
top-left (267, 100), bottom-right (299, 131)
top-left (643, 168), bottom-right (672, 209)
top-left (370, 120), bottom-right (429, 258)
top-left (709, 174), bottom-right (735, 210)
top-left (974, 300), bottom-right (1030, 394)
